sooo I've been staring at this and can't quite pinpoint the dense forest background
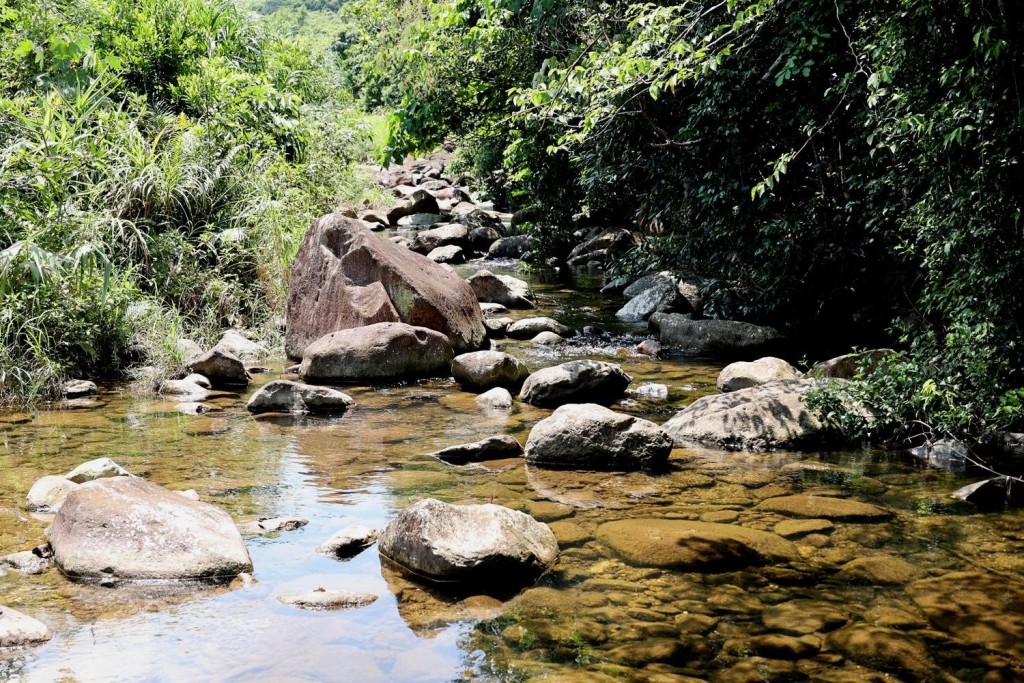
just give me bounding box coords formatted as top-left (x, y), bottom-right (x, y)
top-left (2, 0), bottom-right (1022, 447)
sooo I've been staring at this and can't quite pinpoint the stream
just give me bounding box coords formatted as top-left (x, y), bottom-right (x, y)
top-left (1, 261), bottom-right (1023, 682)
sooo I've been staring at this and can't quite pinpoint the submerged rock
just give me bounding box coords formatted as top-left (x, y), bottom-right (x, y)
top-left (839, 555), bottom-right (922, 585)
top-left (49, 477), bottom-right (252, 580)
top-left (246, 380), bottom-right (353, 415)
top-left (377, 498), bottom-right (558, 586)
top-left (285, 214), bottom-right (484, 358)
top-left (520, 360), bottom-right (631, 407)
top-left (27, 475), bottom-right (79, 512)
top-left (188, 348), bottom-right (250, 389)
top-left (431, 435), bottom-right (524, 465)
top-left (0, 606), bottom-right (51, 647)
top-left (826, 623), bottom-right (949, 682)
top-left (278, 589), bottom-right (378, 611)
top-left (525, 404), bottom-right (672, 471)
top-left (317, 525), bottom-right (378, 558)
top-left (66, 457), bottom-right (132, 484)
top-left (716, 357), bottom-right (800, 393)
top-left (452, 351), bottom-right (530, 389)
top-left (649, 313), bottom-right (785, 358)
top-left (300, 322), bottom-right (454, 382)
top-left (755, 494), bottom-right (892, 522)
top-left (596, 519), bottom-right (798, 571)
top-left (466, 270), bottom-right (534, 309)
top-left (762, 600), bottom-right (849, 635)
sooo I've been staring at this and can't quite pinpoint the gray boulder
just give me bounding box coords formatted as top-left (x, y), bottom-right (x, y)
top-left (717, 357), bottom-right (801, 392)
top-left (531, 331), bottom-right (563, 345)
top-left (520, 360), bottom-right (631, 407)
top-left (525, 403), bottom-right (673, 470)
top-left (431, 435), bottom-right (524, 465)
top-left (377, 499), bottom-right (558, 585)
top-left (182, 373), bottom-right (211, 389)
top-left (506, 317), bottom-right (574, 339)
top-left (650, 313), bottom-right (785, 358)
top-left (487, 235), bottom-right (530, 259)
top-left (27, 476), bottom-right (79, 513)
top-left (0, 606), bottom-right (51, 647)
top-left (66, 457), bottom-right (132, 484)
top-left (63, 379), bottom-right (98, 398)
top-left (48, 477), bottom-right (252, 580)
top-left (476, 387), bottom-right (514, 409)
top-left (616, 273), bottom-right (690, 321)
top-left (466, 270), bottom-right (533, 309)
top-left (427, 245), bottom-right (465, 264)
top-left (662, 379), bottom-right (831, 451)
top-left (300, 322), bottom-right (454, 382)
top-left (412, 224), bottom-right (468, 254)
top-left (246, 380), bottom-right (353, 414)
top-left (317, 525), bottom-right (378, 558)
top-left (452, 351), bottom-right (530, 389)
top-left (188, 348), bottom-right (250, 388)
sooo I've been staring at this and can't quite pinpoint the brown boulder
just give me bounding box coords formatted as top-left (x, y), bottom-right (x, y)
top-left (285, 214), bottom-right (485, 358)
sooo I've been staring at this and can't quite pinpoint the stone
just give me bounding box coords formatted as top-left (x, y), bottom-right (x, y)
top-left (839, 555), bottom-right (922, 585)
top-left (615, 273), bottom-right (689, 321)
top-left (596, 519), bottom-right (798, 571)
top-left (604, 638), bottom-right (688, 666)
top-left (649, 313), bottom-right (785, 358)
top-left (762, 600), bottom-right (849, 635)
top-left (525, 404), bottom-right (673, 471)
top-left (520, 360), bottom-right (631, 407)
top-left (158, 379), bottom-right (210, 400)
top-left (469, 226), bottom-right (503, 253)
top-left (635, 339), bottom-right (663, 357)
top-left (241, 517), bottom-right (308, 535)
top-left (299, 322), bottom-right (454, 382)
top-left (0, 606), bottom-right (51, 647)
top-left (566, 228), bottom-right (637, 266)
top-left (755, 495), bottom-right (892, 522)
top-left (456, 208), bottom-right (503, 231)
top-left (359, 210), bottom-right (388, 226)
top-left (183, 373), bottom-right (211, 389)
top-left (427, 245), bottom-right (464, 263)
top-left (452, 351), bottom-right (530, 389)
top-left (412, 224), bottom-right (469, 254)
top-left (773, 518), bottom-right (834, 538)
top-left (506, 317), bottom-right (574, 339)
top-left (27, 475), bottom-right (79, 512)
top-left (431, 435), bottom-right (524, 465)
top-left (317, 525), bottom-right (378, 558)
top-left (479, 302), bottom-right (509, 315)
top-left (810, 349), bottom-right (897, 379)
top-left (716, 357), bottom-right (800, 392)
top-left (377, 498), bottom-right (558, 585)
top-left (487, 235), bottom-right (530, 259)
top-left (213, 330), bottom-right (263, 359)
top-left (531, 332), bottom-right (563, 345)
top-left (548, 521), bottom-right (590, 547)
top-left (63, 379), bottom-right (98, 398)
top-left (1, 551), bottom-right (50, 575)
top-left (66, 457), bottom-right (132, 484)
top-left (724, 634), bottom-right (818, 660)
top-left (48, 477), bottom-right (252, 580)
top-left (386, 189), bottom-right (439, 224)
top-left (631, 383), bottom-right (669, 400)
top-left (278, 589), bottom-right (378, 611)
top-left (174, 338), bottom-right (203, 361)
top-left (484, 317), bottom-right (512, 338)
top-left (285, 214), bottom-right (485, 357)
top-left (910, 438), bottom-right (969, 471)
top-left (188, 348), bottom-right (250, 388)
top-left (661, 379), bottom-right (833, 451)
top-left (476, 387), bottom-right (514, 409)
top-left (176, 402), bottom-right (217, 416)
top-left (466, 270), bottom-right (534, 309)
top-left (397, 212), bottom-right (444, 228)
top-left (952, 476), bottom-right (1024, 510)
top-left (826, 623), bottom-right (945, 682)
top-left (246, 380), bottom-right (353, 414)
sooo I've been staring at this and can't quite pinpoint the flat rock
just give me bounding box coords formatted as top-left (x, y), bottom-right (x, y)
top-left (756, 495), bottom-right (892, 522)
top-left (278, 589), bottom-right (378, 611)
top-left (762, 599), bottom-right (849, 635)
top-left (525, 404), bottom-right (673, 471)
top-left (246, 380), bottom-right (353, 414)
top-left (27, 475), bottom-right (79, 512)
top-left (242, 517), bottom-right (308, 535)
top-left (0, 606), bottom-right (51, 647)
top-left (506, 317), bottom-right (573, 339)
top-left (773, 518), bottom-right (834, 538)
top-left (649, 313), bottom-right (785, 358)
top-left (431, 435), bottom-right (523, 465)
top-left (317, 525), bottom-right (378, 558)
top-left (158, 379), bottom-right (210, 400)
top-left (63, 379), bottom-right (98, 398)
top-left (466, 270), bottom-right (534, 309)
top-left (452, 351), bottom-right (529, 389)
top-left (176, 402), bottom-right (218, 416)
top-left (596, 519), bottom-right (798, 571)
top-left (66, 457), bottom-right (132, 483)
top-left (839, 555), bottom-right (922, 585)
top-left (300, 322), bottom-right (453, 382)
top-left (826, 623), bottom-right (947, 682)
top-left (717, 357), bottom-right (800, 392)
top-left (1, 550), bottom-right (50, 575)
top-left (520, 360), bottom-right (631, 407)
top-left (188, 348), bottom-right (250, 388)
top-left (476, 387), bottom-right (514, 409)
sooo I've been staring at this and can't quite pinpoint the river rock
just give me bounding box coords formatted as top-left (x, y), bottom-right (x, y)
top-left (66, 457), bottom-right (132, 483)
top-left (466, 270), bottom-right (534, 309)
top-left (427, 245), bottom-right (465, 264)
top-left (469, 226), bottom-right (503, 253)
top-left (386, 189), bottom-right (439, 224)
top-left (487, 235), bottom-right (530, 259)
top-left (412, 224), bottom-right (468, 254)
top-left (773, 518), bottom-right (834, 538)
top-left (826, 623), bottom-right (947, 682)
top-left (910, 438), bottom-right (969, 471)
top-left (377, 498), bottom-right (558, 585)
top-left (158, 379), bottom-right (210, 400)
top-left (285, 214), bottom-right (485, 357)
top-left (177, 402), bottom-right (217, 416)
top-left (241, 517), bottom-right (308, 535)
top-left (397, 212), bottom-right (444, 228)
top-left (359, 210), bottom-right (388, 227)
top-left (1, 550), bottom-right (50, 575)
top-left (48, 477), bottom-right (252, 580)
top-left (520, 360), bottom-right (631, 407)
top-left (246, 380), bottom-right (353, 414)
top-left (755, 494), bottom-right (892, 522)
top-left (484, 317), bottom-right (511, 338)
top-left (452, 351), bottom-right (530, 389)
top-left (762, 599), bottom-right (849, 635)
top-left (300, 322), bottom-right (454, 382)
top-left (951, 476), bottom-right (1024, 510)
top-left (649, 313), bottom-right (785, 358)
top-left (596, 519), bottom-right (798, 571)
top-left (506, 317), bottom-right (574, 339)
top-left (615, 273), bottom-right (689, 321)
top-left (716, 357), bottom-right (800, 392)
top-left (635, 339), bottom-right (663, 357)
top-left (213, 330), bottom-right (263, 360)
top-left (317, 525), bottom-right (378, 558)
top-left (839, 555), bottom-right (922, 585)
top-left (27, 475), bottom-right (79, 512)
top-left (566, 228), bottom-right (637, 266)
top-left (531, 331), bottom-right (563, 345)
top-left (431, 435), bottom-right (524, 465)
top-left (525, 404), bottom-right (673, 471)
top-left (174, 338), bottom-right (203, 361)
top-left (810, 349), bottom-right (897, 379)
top-left (0, 606), bottom-right (51, 647)
top-left (183, 373), bottom-right (211, 389)
top-left (278, 589), bottom-right (378, 611)
top-left (661, 379), bottom-right (831, 451)
top-left (188, 348), bottom-right (250, 389)
top-left (476, 387), bottom-right (514, 409)
top-left (63, 379), bottom-right (98, 398)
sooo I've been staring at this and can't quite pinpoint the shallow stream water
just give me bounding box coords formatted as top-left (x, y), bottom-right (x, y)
top-left (1, 262), bottom-right (1023, 682)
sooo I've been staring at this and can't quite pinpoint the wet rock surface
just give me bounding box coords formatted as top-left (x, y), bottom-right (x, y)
top-left (246, 380), bottom-right (353, 414)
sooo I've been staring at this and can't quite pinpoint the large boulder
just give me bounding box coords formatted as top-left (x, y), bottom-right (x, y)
top-left (717, 357), bottom-right (800, 392)
top-left (300, 322), bottom-right (454, 382)
top-left (377, 499), bottom-right (558, 585)
top-left (188, 348), bottom-right (250, 389)
top-left (452, 351), bottom-right (530, 389)
top-left (810, 349), bottom-right (898, 379)
top-left (615, 273), bottom-right (690, 321)
top-left (506, 317), bottom-right (574, 339)
top-left (661, 379), bottom-right (831, 451)
top-left (649, 313), bottom-right (785, 358)
top-left (285, 214), bottom-right (485, 358)
top-left (411, 224), bottom-right (469, 254)
top-left (525, 404), bottom-right (673, 470)
top-left (246, 380), bottom-right (353, 414)
top-left (520, 360), bottom-right (631, 407)
top-left (487, 235), bottom-right (530, 259)
top-left (466, 270), bottom-right (534, 309)
top-left (386, 189), bottom-right (439, 224)
top-left (48, 477), bottom-right (252, 580)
